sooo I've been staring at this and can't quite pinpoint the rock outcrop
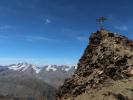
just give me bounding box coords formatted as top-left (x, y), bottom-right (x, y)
top-left (57, 30), bottom-right (133, 100)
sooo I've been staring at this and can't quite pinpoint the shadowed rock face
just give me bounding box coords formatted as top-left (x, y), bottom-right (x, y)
top-left (56, 30), bottom-right (133, 100)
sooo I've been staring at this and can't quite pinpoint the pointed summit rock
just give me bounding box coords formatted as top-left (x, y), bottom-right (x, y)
top-left (57, 30), bottom-right (133, 100)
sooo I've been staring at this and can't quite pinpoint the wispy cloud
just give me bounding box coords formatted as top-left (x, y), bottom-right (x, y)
top-left (45, 18), bottom-right (51, 24)
top-left (75, 35), bottom-right (88, 41)
top-left (41, 16), bottom-right (52, 24)
top-left (25, 36), bottom-right (56, 42)
top-left (0, 34), bottom-right (58, 43)
top-left (0, 25), bottom-right (16, 30)
top-left (0, 35), bottom-right (9, 39)
top-left (114, 25), bottom-right (128, 31)
top-left (76, 36), bottom-right (88, 41)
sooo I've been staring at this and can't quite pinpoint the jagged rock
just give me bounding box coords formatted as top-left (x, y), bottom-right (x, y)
top-left (56, 30), bottom-right (133, 100)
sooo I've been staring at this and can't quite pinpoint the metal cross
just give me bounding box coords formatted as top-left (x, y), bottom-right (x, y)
top-left (96, 16), bottom-right (107, 30)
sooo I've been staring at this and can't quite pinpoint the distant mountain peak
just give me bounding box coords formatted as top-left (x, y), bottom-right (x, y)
top-left (45, 65), bottom-right (58, 71)
top-left (8, 62), bottom-right (77, 74)
top-left (44, 65), bottom-right (77, 72)
top-left (8, 62), bottom-right (41, 74)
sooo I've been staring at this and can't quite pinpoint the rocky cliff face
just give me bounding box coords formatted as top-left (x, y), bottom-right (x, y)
top-left (57, 30), bottom-right (133, 100)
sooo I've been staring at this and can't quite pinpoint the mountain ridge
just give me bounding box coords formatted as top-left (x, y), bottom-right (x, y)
top-left (57, 29), bottom-right (133, 100)
top-left (6, 62), bottom-right (76, 74)
top-left (0, 62), bottom-right (76, 89)
top-left (0, 63), bottom-right (76, 100)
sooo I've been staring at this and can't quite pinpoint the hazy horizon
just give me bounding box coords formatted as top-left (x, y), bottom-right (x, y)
top-left (0, 58), bottom-right (78, 66)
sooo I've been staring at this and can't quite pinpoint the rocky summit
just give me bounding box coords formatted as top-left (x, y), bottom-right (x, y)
top-left (56, 30), bottom-right (133, 100)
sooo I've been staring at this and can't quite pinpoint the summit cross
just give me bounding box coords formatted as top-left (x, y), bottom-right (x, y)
top-left (96, 16), bottom-right (107, 30)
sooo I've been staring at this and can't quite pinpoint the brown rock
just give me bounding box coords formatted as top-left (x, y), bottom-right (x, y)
top-left (56, 30), bottom-right (133, 100)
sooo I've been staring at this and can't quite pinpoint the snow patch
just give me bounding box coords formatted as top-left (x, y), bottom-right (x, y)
top-left (46, 65), bottom-right (57, 71)
top-left (8, 62), bottom-right (41, 74)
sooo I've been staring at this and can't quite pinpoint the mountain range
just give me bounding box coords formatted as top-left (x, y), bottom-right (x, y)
top-left (6, 62), bottom-right (76, 74)
top-left (0, 63), bottom-right (76, 87)
top-left (0, 62), bottom-right (76, 100)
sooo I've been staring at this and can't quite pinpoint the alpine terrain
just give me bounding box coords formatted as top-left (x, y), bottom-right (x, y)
top-left (0, 63), bottom-right (76, 100)
top-left (57, 29), bottom-right (133, 100)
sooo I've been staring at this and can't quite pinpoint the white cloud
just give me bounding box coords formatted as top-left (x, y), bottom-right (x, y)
top-left (45, 18), bottom-right (51, 24)
top-left (114, 25), bottom-right (128, 31)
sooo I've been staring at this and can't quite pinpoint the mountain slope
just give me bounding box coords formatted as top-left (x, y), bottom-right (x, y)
top-left (57, 30), bottom-right (133, 100)
top-left (8, 62), bottom-right (41, 74)
top-left (7, 63), bottom-right (76, 88)
top-left (0, 71), bottom-right (57, 100)
top-left (39, 65), bottom-right (76, 88)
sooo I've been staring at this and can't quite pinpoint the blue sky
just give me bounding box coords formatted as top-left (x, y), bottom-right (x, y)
top-left (0, 0), bottom-right (133, 65)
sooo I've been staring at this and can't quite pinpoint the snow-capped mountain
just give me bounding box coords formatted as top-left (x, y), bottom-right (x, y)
top-left (0, 62), bottom-right (77, 88)
top-left (8, 62), bottom-right (41, 74)
top-left (45, 65), bottom-right (76, 72)
top-left (39, 65), bottom-right (76, 88)
top-left (7, 62), bottom-right (77, 74)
